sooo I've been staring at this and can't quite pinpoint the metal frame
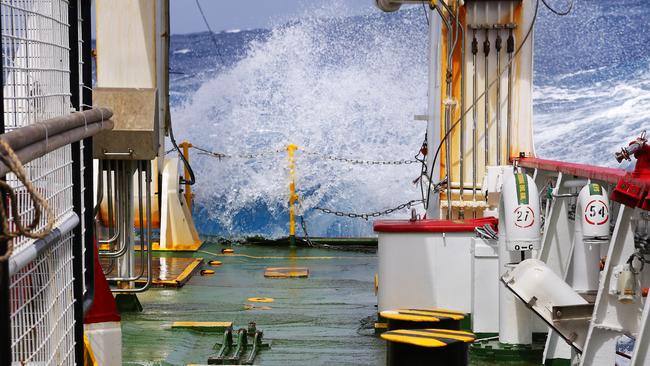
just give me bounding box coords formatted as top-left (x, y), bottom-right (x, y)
top-left (69, 0), bottom-right (95, 363)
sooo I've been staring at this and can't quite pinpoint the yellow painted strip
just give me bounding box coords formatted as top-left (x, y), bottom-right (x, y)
top-left (172, 321), bottom-right (233, 329)
top-left (395, 328), bottom-right (476, 342)
top-left (381, 308), bottom-right (465, 320)
top-left (381, 332), bottom-right (447, 348)
top-left (156, 280), bottom-right (180, 286)
top-left (374, 322), bottom-right (388, 329)
top-left (381, 328), bottom-right (475, 347)
top-left (264, 267), bottom-right (309, 278)
top-left (247, 297), bottom-right (274, 303)
top-left (199, 250), bottom-right (361, 260)
top-left (134, 240), bottom-right (204, 252)
top-left (176, 258), bottom-right (204, 284)
top-left (380, 311), bottom-right (441, 322)
top-left (83, 334), bottom-right (98, 366)
top-left (411, 308), bottom-right (466, 316)
top-left (399, 310), bottom-right (465, 320)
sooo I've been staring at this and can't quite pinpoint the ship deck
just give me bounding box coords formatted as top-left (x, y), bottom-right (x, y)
top-left (121, 242), bottom-right (384, 365)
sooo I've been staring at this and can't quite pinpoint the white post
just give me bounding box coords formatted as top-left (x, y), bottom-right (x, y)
top-left (425, 8), bottom-right (442, 219)
top-left (498, 215), bottom-right (532, 344)
top-left (498, 169), bottom-right (537, 344)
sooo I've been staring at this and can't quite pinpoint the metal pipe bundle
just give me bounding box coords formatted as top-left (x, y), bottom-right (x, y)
top-left (0, 108), bottom-right (113, 177)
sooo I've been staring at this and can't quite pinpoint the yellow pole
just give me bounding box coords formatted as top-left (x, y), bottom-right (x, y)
top-left (179, 140), bottom-right (193, 211)
top-left (287, 144), bottom-right (298, 248)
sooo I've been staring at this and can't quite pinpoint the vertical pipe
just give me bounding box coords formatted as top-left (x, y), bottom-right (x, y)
top-left (287, 144), bottom-right (297, 247)
top-left (483, 30), bottom-right (490, 168)
top-left (495, 32), bottom-right (502, 165)
top-left (444, 7), bottom-right (453, 220)
top-left (425, 7), bottom-right (442, 219)
top-left (81, 0), bottom-right (95, 314)
top-left (106, 161), bottom-right (114, 241)
top-left (472, 30), bottom-right (478, 205)
top-left (507, 29), bottom-right (514, 162)
top-left (180, 141), bottom-right (192, 211)
top-left (117, 161), bottom-right (135, 289)
top-left (145, 161), bottom-right (153, 288)
top-left (137, 163), bottom-right (145, 276)
top-left (459, 5), bottom-right (466, 218)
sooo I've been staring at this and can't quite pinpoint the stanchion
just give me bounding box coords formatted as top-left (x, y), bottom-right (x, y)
top-left (287, 144), bottom-right (298, 248)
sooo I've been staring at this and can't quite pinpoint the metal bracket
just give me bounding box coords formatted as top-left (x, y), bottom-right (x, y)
top-left (552, 303), bottom-right (595, 322)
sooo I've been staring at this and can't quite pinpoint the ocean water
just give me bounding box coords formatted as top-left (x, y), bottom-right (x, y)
top-left (169, 1), bottom-right (650, 238)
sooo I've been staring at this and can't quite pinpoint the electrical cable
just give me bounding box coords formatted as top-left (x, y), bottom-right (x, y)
top-left (541, 0), bottom-right (573, 16)
top-left (422, 2), bottom-right (430, 26)
top-left (168, 123), bottom-right (196, 185)
top-left (425, 0), bottom-right (541, 211)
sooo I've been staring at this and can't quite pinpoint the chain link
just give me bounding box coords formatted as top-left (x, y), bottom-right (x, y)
top-left (313, 199), bottom-right (424, 221)
top-left (300, 149), bottom-right (418, 166)
top-left (191, 145), bottom-right (284, 160)
top-left (174, 145), bottom-right (417, 165)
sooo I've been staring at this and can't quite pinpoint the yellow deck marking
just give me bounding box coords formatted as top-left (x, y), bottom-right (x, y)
top-left (264, 267), bottom-right (309, 278)
top-left (199, 250), bottom-right (361, 260)
top-left (175, 258), bottom-right (204, 284)
top-left (396, 328), bottom-right (475, 341)
top-left (172, 321), bottom-right (233, 330)
top-left (381, 328), bottom-right (476, 348)
top-left (247, 297), bottom-right (274, 303)
top-left (409, 308), bottom-right (465, 316)
top-left (380, 308), bottom-right (466, 322)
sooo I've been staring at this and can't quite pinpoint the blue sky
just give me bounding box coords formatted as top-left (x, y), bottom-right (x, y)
top-left (170, 0), bottom-right (374, 34)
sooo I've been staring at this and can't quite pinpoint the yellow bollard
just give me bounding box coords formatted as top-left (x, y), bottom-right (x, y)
top-left (179, 141), bottom-right (193, 211)
top-left (287, 144), bottom-right (298, 248)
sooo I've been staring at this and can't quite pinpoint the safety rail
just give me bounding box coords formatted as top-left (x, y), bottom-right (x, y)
top-left (174, 142), bottom-right (426, 245)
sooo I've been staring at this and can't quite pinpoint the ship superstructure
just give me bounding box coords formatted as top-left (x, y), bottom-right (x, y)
top-left (1, 0), bottom-right (650, 365)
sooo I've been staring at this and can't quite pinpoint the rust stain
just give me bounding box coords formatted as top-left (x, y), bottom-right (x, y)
top-left (439, 4), bottom-right (466, 204)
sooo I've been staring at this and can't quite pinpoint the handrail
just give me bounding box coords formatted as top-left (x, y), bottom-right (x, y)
top-left (516, 156), bottom-right (625, 184)
top-left (8, 213), bottom-right (79, 276)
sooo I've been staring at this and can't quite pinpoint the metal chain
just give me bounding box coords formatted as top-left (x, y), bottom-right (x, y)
top-left (300, 149), bottom-right (418, 166)
top-left (313, 199), bottom-right (424, 221)
top-left (191, 145), bottom-right (285, 160)
top-left (171, 144), bottom-right (418, 165)
top-left (298, 215), bottom-right (316, 247)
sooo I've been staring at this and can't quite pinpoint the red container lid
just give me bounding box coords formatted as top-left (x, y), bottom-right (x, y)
top-left (373, 217), bottom-right (498, 233)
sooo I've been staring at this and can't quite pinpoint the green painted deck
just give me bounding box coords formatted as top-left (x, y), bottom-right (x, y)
top-left (121, 242), bottom-right (383, 365)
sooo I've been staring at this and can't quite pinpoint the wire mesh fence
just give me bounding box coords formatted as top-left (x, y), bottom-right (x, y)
top-left (10, 233), bottom-right (75, 365)
top-left (1, 0), bottom-right (77, 364)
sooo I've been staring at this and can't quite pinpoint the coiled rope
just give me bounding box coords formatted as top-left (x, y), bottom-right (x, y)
top-left (0, 139), bottom-right (55, 262)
